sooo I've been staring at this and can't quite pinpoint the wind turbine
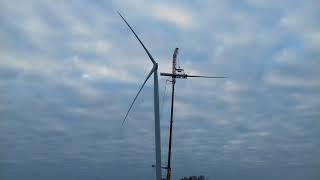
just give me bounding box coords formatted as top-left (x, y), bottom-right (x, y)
top-left (160, 48), bottom-right (225, 180)
top-left (118, 12), bottom-right (162, 180)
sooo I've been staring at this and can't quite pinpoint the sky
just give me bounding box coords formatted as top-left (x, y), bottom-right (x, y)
top-left (0, 0), bottom-right (320, 179)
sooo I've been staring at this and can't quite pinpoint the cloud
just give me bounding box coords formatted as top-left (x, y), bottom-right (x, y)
top-left (264, 71), bottom-right (320, 88)
top-left (70, 40), bottom-right (112, 56)
top-left (152, 4), bottom-right (194, 28)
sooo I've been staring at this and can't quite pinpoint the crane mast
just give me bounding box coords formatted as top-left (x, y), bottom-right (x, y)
top-left (161, 48), bottom-right (225, 180)
top-left (165, 48), bottom-right (179, 180)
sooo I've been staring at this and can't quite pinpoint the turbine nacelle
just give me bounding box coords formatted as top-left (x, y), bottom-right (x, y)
top-left (160, 72), bottom-right (226, 79)
top-left (160, 72), bottom-right (187, 79)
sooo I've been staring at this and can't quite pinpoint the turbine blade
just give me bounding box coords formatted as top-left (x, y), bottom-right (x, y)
top-left (122, 67), bottom-right (155, 125)
top-left (186, 75), bottom-right (226, 78)
top-left (118, 12), bottom-right (156, 65)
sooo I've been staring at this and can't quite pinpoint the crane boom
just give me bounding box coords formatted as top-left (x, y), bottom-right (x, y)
top-left (161, 48), bottom-right (225, 180)
top-left (166, 48), bottom-right (179, 180)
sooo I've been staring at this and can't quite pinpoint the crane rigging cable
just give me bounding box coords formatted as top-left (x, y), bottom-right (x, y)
top-left (160, 78), bottom-right (171, 121)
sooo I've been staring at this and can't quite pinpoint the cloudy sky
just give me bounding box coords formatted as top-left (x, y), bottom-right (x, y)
top-left (1, 0), bottom-right (320, 179)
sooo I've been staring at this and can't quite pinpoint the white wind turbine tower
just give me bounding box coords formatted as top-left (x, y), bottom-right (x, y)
top-left (118, 12), bottom-right (162, 180)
